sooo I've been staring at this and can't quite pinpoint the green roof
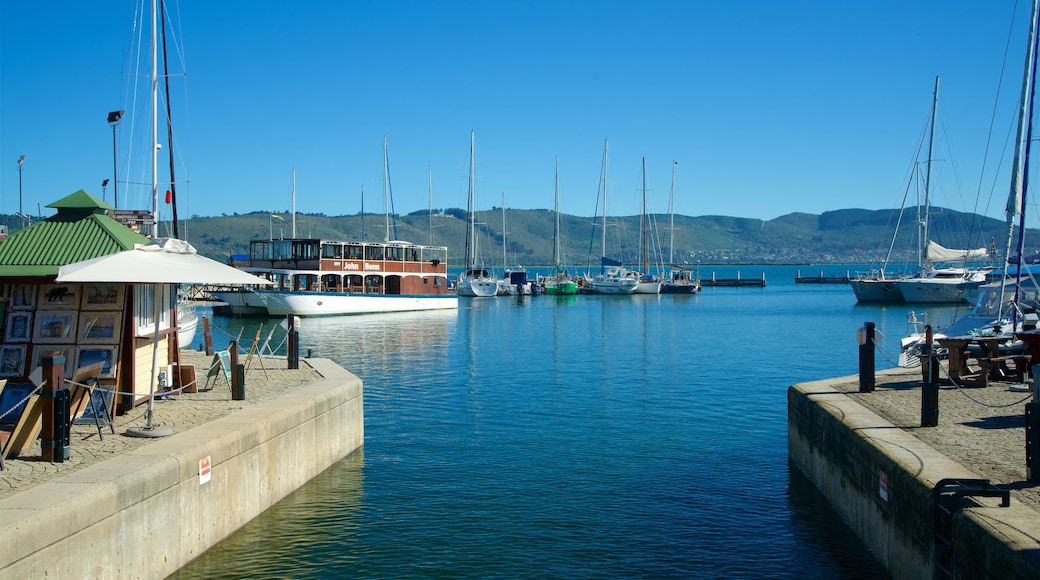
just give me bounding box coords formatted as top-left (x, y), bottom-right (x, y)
top-left (0, 190), bottom-right (149, 278)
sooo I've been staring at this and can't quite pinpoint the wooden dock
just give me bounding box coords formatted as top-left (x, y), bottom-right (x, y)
top-left (702, 272), bottom-right (767, 287)
top-left (794, 269), bottom-right (851, 284)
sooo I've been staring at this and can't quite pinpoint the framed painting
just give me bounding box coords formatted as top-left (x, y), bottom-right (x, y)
top-left (77, 346), bottom-right (118, 380)
top-left (37, 283), bottom-right (80, 309)
top-left (78, 312), bottom-right (121, 344)
top-left (82, 283), bottom-right (125, 310)
top-left (0, 344), bottom-right (27, 377)
top-left (11, 284), bottom-right (35, 309)
top-left (30, 345), bottom-right (74, 379)
top-left (34, 311), bottom-right (78, 343)
top-left (4, 311), bottom-right (32, 343)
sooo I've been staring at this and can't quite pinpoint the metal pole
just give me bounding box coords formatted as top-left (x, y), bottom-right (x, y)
top-left (17, 155), bottom-right (26, 229)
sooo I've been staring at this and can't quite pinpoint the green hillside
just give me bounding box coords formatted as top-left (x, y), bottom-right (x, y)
top-left (1, 206), bottom-right (1031, 267)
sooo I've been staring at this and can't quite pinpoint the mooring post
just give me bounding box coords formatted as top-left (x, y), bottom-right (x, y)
top-left (859, 322), bottom-right (876, 393)
top-left (203, 316), bottom-right (213, 356)
top-left (921, 325), bottom-right (939, 427)
top-left (1028, 366), bottom-right (1040, 483)
top-left (41, 355), bottom-right (69, 463)
top-left (287, 314), bottom-right (299, 370)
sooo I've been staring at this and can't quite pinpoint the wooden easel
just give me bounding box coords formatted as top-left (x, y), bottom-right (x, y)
top-left (242, 326), bottom-right (269, 379)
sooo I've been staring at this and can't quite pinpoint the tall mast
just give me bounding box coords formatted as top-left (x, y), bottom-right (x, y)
top-left (669, 161), bottom-right (677, 267)
top-left (150, 0), bottom-right (159, 237)
top-left (641, 156), bottom-right (647, 272)
top-left (428, 164), bottom-right (434, 245)
top-left (600, 138), bottom-right (608, 273)
top-left (291, 167), bottom-right (297, 238)
top-left (501, 192), bottom-right (508, 269)
top-left (1012, 0), bottom-right (1040, 320)
top-left (383, 136), bottom-right (391, 242)
top-left (467, 130), bottom-right (476, 270)
top-left (918, 76), bottom-right (939, 272)
top-left (553, 156), bottom-right (561, 268)
top-left (160, 0), bottom-right (179, 239)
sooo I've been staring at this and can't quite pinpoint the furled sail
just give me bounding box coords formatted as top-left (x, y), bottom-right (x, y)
top-left (925, 240), bottom-right (989, 262)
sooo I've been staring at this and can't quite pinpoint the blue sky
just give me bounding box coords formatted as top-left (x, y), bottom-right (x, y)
top-left (1, 1), bottom-right (1037, 225)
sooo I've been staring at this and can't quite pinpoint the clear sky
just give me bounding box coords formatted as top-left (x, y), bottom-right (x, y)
top-left (1, 1), bottom-right (1037, 225)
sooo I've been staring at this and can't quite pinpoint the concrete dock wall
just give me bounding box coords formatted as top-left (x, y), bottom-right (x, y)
top-left (0, 358), bottom-right (363, 579)
top-left (788, 373), bottom-right (1039, 579)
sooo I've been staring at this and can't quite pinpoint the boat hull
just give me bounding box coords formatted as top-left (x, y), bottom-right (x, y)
top-left (255, 290), bottom-right (458, 317)
top-left (544, 281), bottom-right (579, 295)
top-left (896, 279), bottom-right (979, 304)
top-left (660, 282), bottom-right (698, 294)
top-left (851, 278), bottom-right (905, 303)
top-left (457, 278), bottom-right (499, 297)
top-left (210, 289), bottom-right (270, 316)
top-left (634, 281), bottom-right (661, 294)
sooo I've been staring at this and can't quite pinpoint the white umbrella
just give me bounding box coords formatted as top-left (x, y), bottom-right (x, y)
top-left (56, 238), bottom-right (273, 437)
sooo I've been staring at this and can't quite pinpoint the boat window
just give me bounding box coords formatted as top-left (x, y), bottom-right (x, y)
top-left (366, 246), bottom-right (384, 260)
top-left (322, 244), bottom-right (343, 259)
top-left (346, 245), bottom-right (363, 260)
top-left (386, 246), bottom-right (403, 261)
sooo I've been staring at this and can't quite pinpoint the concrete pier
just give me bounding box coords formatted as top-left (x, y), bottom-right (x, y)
top-left (0, 351), bottom-right (363, 579)
top-left (789, 366), bottom-right (1040, 579)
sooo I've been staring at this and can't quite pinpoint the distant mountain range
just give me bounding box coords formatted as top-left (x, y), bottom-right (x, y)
top-left (2, 206), bottom-right (1033, 267)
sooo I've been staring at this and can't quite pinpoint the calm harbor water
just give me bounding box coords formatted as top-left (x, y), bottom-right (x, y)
top-left (172, 265), bottom-right (968, 579)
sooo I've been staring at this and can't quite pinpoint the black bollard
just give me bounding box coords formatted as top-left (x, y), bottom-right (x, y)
top-left (859, 322), bottom-right (876, 393)
top-left (287, 314), bottom-right (299, 370)
top-left (921, 325), bottom-right (939, 427)
top-left (232, 364), bottom-right (246, 400)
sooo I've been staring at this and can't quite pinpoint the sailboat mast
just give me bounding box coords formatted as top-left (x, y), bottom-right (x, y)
top-left (1014, 0), bottom-right (1040, 302)
top-left (467, 130), bottom-right (476, 271)
top-left (601, 139), bottom-right (608, 273)
top-left (919, 76), bottom-right (939, 272)
top-left (428, 165), bottom-right (433, 245)
top-left (150, 0), bottom-right (159, 237)
top-left (383, 136), bottom-right (391, 242)
top-left (553, 156), bottom-right (561, 268)
top-left (1007, 0), bottom-right (1040, 269)
top-left (502, 193), bottom-right (507, 269)
top-left (160, 0), bottom-right (179, 239)
top-left (669, 161), bottom-right (676, 267)
top-left (291, 167), bottom-right (297, 238)
top-left (641, 156), bottom-right (648, 272)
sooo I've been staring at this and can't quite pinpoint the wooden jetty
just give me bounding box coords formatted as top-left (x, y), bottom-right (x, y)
top-left (702, 271), bottom-right (767, 287)
top-left (794, 269), bottom-right (851, 284)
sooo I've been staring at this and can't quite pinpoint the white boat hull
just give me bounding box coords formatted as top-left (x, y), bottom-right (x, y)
top-left (457, 277), bottom-right (499, 297)
top-left (851, 278), bottom-right (905, 302)
top-left (634, 281), bottom-right (661, 294)
top-left (255, 290), bottom-right (458, 317)
top-left (896, 278), bottom-right (980, 304)
top-left (210, 288), bottom-right (269, 316)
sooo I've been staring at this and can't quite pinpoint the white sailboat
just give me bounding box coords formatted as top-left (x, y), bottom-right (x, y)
top-left (456, 130), bottom-right (499, 298)
top-left (903, 0), bottom-right (1040, 355)
top-left (895, 76), bottom-right (993, 304)
top-left (633, 156), bottom-right (661, 294)
top-left (585, 139), bottom-right (638, 294)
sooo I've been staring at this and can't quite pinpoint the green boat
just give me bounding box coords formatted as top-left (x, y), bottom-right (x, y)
top-left (540, 157), bottom-right (579, 296)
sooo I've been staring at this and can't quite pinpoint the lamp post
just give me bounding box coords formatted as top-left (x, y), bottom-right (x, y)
top-left (108, 110), bottom-right (124, 208)
top-left (17, 155), bottom-right (26, 229)
top-left (102, 179), bottom-right (110, 202)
